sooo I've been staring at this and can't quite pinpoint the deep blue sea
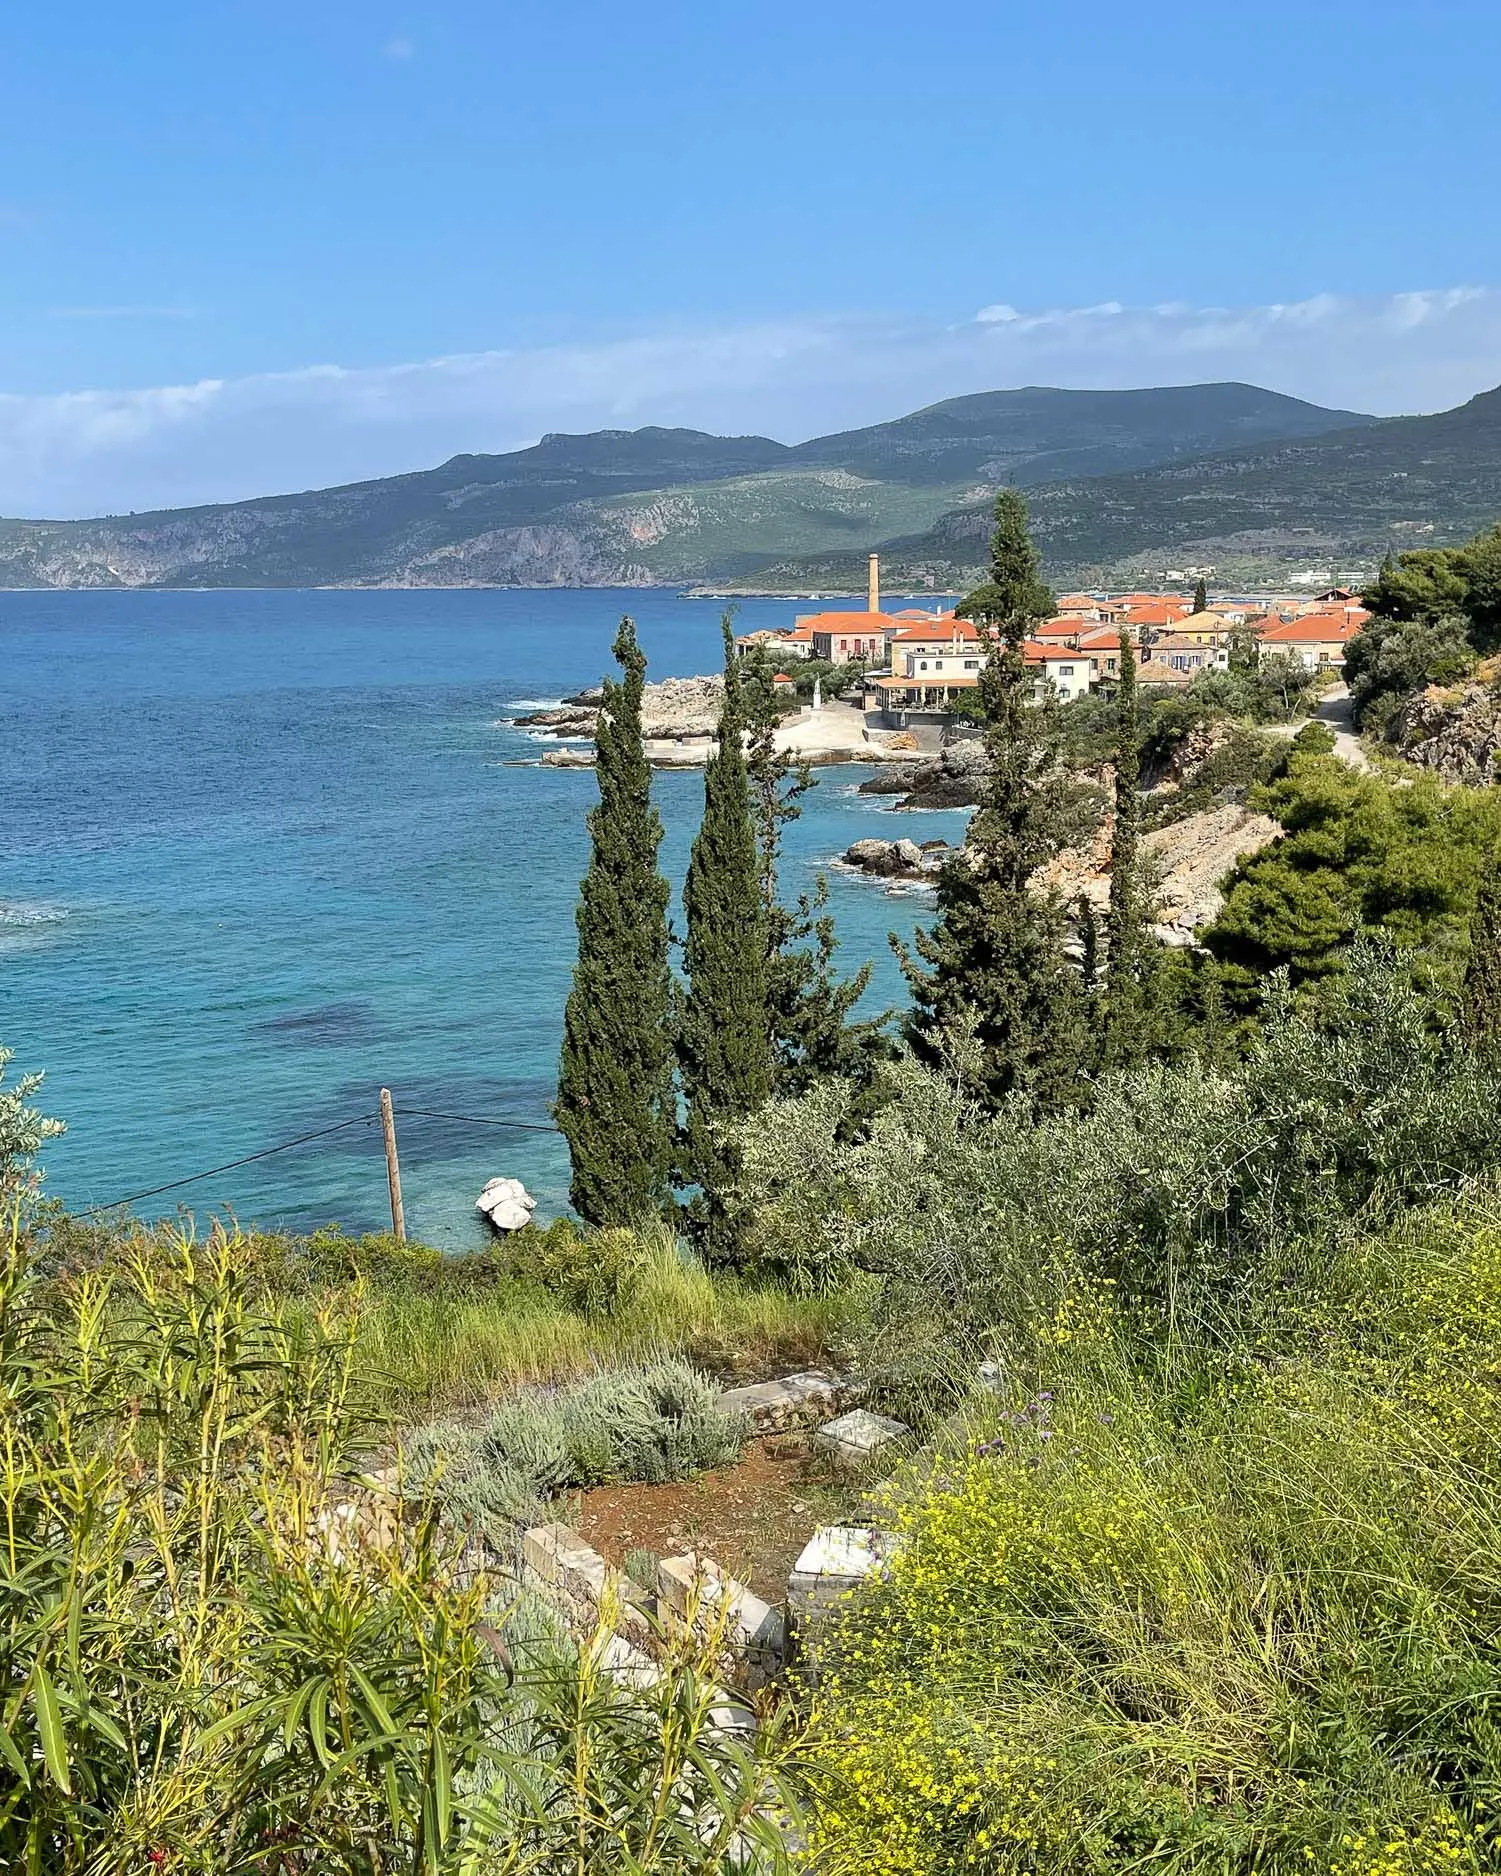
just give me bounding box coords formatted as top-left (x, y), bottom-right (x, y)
top-left (1, 590), bottom-right (963, 1247)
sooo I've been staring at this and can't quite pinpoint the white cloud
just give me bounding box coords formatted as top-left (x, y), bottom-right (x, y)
top-left (2, 287), bottom-right (1499, 517)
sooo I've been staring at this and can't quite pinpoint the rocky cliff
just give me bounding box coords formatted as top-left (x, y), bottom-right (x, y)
top-left (1392, 666), bottom-right (1501, 786)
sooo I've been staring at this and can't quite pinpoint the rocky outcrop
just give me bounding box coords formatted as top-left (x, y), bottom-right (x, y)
top-left (1037, 803), bottom-right (1280, 942)
top-left (842, 803), bottom-right (1277, 940)
top-left (858, 737), bottom-right (989, 809)
top-left (841, 837), bottom-right (951, 881)
top-left (1392, 672), bottom-right (1501, 786)
top-left (516, 674), bottom-right (724, 742)
top-left (1142, 718), bottom-right (1234, 793)
top-left (475, 1177), bottom-right (537, 1233)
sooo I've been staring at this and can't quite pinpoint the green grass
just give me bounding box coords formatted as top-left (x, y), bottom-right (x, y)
top-left (36, 1211), bottom-right (847, 1420)
top-left (347, 1234), bottom-right (844, 1418)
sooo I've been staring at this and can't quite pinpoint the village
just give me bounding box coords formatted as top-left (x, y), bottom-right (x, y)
top-left (735, 554), bottom-right (1368, 736)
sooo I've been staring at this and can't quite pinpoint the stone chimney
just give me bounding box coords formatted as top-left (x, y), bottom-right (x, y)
top-left (867, 553), bottom-right (880, 614)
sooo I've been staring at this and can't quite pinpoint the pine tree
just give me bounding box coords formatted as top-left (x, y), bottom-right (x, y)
top-left (1460, 846), bottom-right (1501, 1050)
top-left (1193, 576), bottom-right (1208, 615)
top-left (741, 648), bottom-right (884, 1101)
top-left (678, 618), bottom-right (774, 1253)
top-left (1103, 622), bottom-right (1151, 1069)
top-left (898, 489), bottom-right (1086, 1110)
top-left (555, 616), bottom-right (675, 1224)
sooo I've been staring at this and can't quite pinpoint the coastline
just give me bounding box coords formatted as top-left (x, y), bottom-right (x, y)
top-left (513, 683), bottom-right (929, 771)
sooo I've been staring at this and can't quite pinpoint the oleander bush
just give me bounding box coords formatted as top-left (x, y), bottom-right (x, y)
top-left (0, 1197), bottom-right (797, 1874)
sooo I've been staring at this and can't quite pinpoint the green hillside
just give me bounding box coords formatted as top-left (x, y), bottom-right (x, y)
top-left (768, 383), bottom-right (1501, 591)
top-left (0, 383), bottom-right (1373, 590)
top-left (786, 381), bottom-right (1371, 486)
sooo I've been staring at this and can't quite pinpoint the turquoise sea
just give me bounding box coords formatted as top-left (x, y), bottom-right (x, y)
top-left (1, 590), bottom-right (964, 1247)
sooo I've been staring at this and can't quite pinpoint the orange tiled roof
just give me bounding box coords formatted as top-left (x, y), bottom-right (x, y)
top-left (1257, 613), bottom-right (1362, 645)
top-left (891, 618), bottom-right (982, 643)
top-left (798, 611), bottom-right (901, 633)
top-left (1120, 603), bottom-right (1192, 628)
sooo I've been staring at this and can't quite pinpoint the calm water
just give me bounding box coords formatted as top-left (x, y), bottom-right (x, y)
top-left (1, 590), bottom-right (962, 1246)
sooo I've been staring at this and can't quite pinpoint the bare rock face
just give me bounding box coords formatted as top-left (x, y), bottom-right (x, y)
top-left (1037, 804), bottom-right (1280, 943)
top-left (859, 738), bottom-right (990, 809)
top-left (1141, 718), bottom-right (1234, 793)
top-left (1393, 674), bottom-right (1501, 786)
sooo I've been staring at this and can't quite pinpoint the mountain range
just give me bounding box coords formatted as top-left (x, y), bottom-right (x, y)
top-left (0, 379), bottom-right (1495, 592)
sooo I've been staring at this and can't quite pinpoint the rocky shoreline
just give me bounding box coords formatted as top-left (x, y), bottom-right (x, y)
top-left (511, 674), bottom-right (926, 770)
top-left (840, 802), bottom-right (1280, 941)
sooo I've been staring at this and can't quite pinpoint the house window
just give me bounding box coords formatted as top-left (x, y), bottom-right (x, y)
top-left (964, 659), bottom-right (978, 669)
top-left (919, 660), bottom-right (929, 670)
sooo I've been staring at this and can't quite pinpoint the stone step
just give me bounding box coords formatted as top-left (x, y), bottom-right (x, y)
top-left (714, 1369), bottom-right (857, 1433)
top-left (787, 1524), bottom-right (904, 1652)
top-left (815, 1407), bottom-right (910, 1470)
top-left (657, 1552), bottom-right (786, 1690)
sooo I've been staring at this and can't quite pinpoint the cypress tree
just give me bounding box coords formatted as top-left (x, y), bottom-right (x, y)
top-left (678, 617), bottom-right (774, 1252)
top-left (1193, 576), bottom-right (1208, 615)
top-left (1460, 846), bottom-right (1501, 1051)
top-left (1077, 893), bottom-right (1100, 995)
top-left (555, 616), bottom-right (675, 1224)
top-left (1103, 622), bottom-right (1151, 1068)
top-left (898, 489), bottom-right (1086, 1110)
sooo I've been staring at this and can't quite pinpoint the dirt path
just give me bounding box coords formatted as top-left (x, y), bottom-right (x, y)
top-left (568, 1435), bottom-right (848, 1603)
top-left (1313, 684), bottom-right (1371, 771)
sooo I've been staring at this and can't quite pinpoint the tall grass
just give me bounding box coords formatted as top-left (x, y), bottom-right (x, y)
top-left (346, 1228), bottom-right (845, 1417)
top-left (36, 1212), bottom-right (847, 1419)
top-left (803, 1191), bottom-right (1501, 1874)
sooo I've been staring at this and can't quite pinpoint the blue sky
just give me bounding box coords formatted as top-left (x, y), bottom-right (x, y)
top-left (1, 0), bottom-right (1499, 514)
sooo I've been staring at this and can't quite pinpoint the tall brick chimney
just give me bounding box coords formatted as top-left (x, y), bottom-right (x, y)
top-left (867, 553), bottom-right (880, 615)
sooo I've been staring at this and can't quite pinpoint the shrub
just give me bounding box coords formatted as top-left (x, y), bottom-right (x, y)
top-left (732, 941), bottom-right (1501, 1376)
top-left (1346, 612), bottom-right (1477, 730)
top-left (0, 1216), bottom-right (796, 1871)
top-left (410, 1357), bottom-right (745, 1548)
top-left (0, 1044), bottom-right (63, 1207)
top-left (1204, 752), bottom-right (1501, 1006)
top-left (803, 1194), bottom-right (1501, 1873)
top-left (501, 1214), bottom-right (653, 1315)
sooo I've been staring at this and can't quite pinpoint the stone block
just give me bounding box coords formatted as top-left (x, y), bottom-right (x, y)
top-left (787, 1524), bottom-right (903, 1653)
top-left (657, 1552), bottom-right (786, 1689)
top-left (814, 1407), bottom-right (909, 1470)
top-left (714, 1369), bottom-right (854, 1434)
top-left (597, 1632), bottom-right (660, 1692)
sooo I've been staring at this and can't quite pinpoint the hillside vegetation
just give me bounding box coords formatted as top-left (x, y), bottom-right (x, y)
top-left (780, 384), bottom-right (1501, 592)
top-left (0, 383), bottom-right (1368, 590)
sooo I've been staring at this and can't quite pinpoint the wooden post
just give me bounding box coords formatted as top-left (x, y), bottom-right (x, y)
top-left (379, 1087), bottom-right (406, 1242)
